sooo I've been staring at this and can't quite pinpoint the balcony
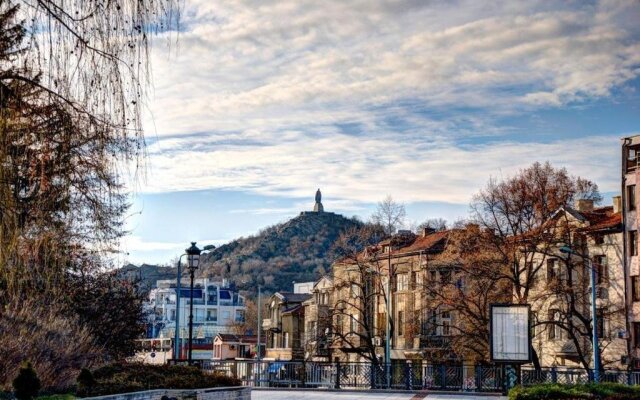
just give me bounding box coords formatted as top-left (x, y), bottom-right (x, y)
top-left (262, 318), bottom-right (281, 332)
top-left (420, 335), bottom-right (452, 349)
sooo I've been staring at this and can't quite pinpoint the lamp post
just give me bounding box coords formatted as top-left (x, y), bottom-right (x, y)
top-left (174, 254), bottom-right (187, 361)
top-left (559, 245), bottom-right (601, 382)
top-left (185, 242), bottom-right (202, 365)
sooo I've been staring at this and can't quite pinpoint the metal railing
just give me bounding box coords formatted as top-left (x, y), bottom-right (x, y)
top-left (193, 360), bottom-right (640, 392)
top-left (198, 361), bottom-right (504, 391)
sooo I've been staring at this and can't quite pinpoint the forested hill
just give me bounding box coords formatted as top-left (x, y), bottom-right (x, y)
top-left (199, 212), bottom-right (363, 296)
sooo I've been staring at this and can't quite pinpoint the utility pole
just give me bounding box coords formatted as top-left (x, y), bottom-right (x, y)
top-left (385, 247), bottom-right (392, 388)
top-left (174, 256), bottom-right (184, 361)
top-left (257, 286), bottom-right (262, 360)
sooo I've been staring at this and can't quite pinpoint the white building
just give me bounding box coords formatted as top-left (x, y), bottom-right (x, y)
top-left (145, 278), bottom-right (246, 341)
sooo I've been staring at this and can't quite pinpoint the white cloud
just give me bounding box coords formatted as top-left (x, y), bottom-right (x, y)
top-left (141, 132), bottom-right (625, 205)
top-left (135, 0), bottom-right (640, 204)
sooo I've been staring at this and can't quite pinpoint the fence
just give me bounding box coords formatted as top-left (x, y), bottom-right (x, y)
top-left (194, 360), bottom-right (640, 392)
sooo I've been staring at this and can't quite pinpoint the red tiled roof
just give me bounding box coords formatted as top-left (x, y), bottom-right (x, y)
top-left (577, 206), bottom-right (622, 233)
top-left (392, 230), bottom-right (449, 254)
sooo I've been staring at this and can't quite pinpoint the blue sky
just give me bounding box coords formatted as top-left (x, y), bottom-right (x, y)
top-left (120, 0), bottom-right (640, 264)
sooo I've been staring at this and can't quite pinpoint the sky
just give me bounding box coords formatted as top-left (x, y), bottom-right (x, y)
top-left (120, 0), bottom-right (640, 265)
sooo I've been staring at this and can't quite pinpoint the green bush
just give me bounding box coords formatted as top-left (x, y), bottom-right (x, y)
top-left (75, 369), bottom-right (95, 398)
top-left (13, 363), bottom-right (41, 400)
top-left (78, 363), bottom-right (240, 397)
top-left (509, 383), bottom-right (640, 400)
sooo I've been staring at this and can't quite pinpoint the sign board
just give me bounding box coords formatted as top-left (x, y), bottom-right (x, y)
top-left (490, 304), bottom-right (531, 363)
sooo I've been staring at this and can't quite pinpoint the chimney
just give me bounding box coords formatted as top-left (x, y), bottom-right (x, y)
top-left (575, 199), bottom-right (594, 212)
top-left (422, 227), bottom-right (436, 237)
top-left (613, 195), bottom-right (622, 213)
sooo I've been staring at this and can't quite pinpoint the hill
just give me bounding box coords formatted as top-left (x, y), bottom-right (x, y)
top-left (116, 263), bottom-right (177, 292)
top-left (199, 211), bottom-right (363, 295)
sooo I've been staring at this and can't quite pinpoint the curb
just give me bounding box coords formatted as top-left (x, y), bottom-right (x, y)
top-left (250, 387), bottom-right (503, 396)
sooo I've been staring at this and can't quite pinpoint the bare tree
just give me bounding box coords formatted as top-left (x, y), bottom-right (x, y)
top-left (470, 161), bottom-right (603, 370)
top-left (372, 195), bottom-right (406, 236)
top-left (416, 226), bottom-right (512, 363)
top-left (0, 0), bottom-right (178, 388)
top-left (417, 218), bottom-right (448, 233)
top-left (330, 225), bottom-right (387, 365)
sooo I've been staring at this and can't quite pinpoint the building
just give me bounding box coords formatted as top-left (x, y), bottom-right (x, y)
top-left (329, 228), bottom-right (477, 364)
top-left (145, 278), bottom-right (246, 359)
top-left (212, 334), bottom-right (264, 360)
top-left (302, 276), bottom-right (333, 361)
top-left (621, 136), bottom-right (640, 369)
top-left (262, 283), bottom-right (313, 360)
top-left (523, 199), bottom-right (627, 369)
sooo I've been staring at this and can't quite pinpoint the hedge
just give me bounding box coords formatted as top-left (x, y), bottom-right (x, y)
top-left (77, 363), bottom-right (240, 397)
top-left (509, 383), bottom-right (640, 400)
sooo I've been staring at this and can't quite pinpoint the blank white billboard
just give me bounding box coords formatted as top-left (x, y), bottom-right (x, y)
top-left (491, 305), bottom-right (531, 362)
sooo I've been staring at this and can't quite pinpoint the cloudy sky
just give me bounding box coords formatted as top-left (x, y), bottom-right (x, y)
top-left (121, 0), bottom-right (640, 264)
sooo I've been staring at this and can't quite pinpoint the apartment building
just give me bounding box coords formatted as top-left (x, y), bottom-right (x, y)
top-left (621, 135), bottom-right (640, 369)
top-left (523, 199), bottom-right (627, 369)
top-left (145, 278), bottom-right (246, 345)
top-left (262, 284), bottom-right (313, 360)
top-left (329, 228), bottom-right (472, 364)
top-left (302, 276), bottom-right (333, 361)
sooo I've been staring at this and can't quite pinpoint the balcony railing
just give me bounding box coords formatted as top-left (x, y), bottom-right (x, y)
top-left (420, 335), bottom-right (452, 348)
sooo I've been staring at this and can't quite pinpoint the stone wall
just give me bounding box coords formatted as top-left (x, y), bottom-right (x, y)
top-left (82, 387), bottom-right (250, 400)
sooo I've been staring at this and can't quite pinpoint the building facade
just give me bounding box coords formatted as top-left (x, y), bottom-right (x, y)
top-left (622, 135), bottom-right (640, 369)
top-left (145, 278), bottom-right (246, 359)
top-left (262, 284), bottom-right (313, 360)
top-left (523, 200), bottom-right (627, 369)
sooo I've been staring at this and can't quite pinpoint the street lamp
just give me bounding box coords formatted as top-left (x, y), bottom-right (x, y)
top-left (559, 245), bottom-right (601, 382)
top-left (185, 242), bottom-right (202, 365)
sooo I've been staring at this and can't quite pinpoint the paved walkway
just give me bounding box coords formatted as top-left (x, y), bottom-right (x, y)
top-left (252, 389), bottom-right (507, 400)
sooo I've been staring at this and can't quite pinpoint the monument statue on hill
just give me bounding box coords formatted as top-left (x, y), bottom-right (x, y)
top-left (313, 188), bottom-right (324, 212)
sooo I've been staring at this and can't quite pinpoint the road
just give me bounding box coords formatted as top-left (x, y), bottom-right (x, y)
top-left (252, 389), bottom-right (507, 400)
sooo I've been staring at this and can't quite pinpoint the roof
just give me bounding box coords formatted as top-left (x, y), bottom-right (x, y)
top-left (569, 206), bottom-right (622, 233)
top-left (393, 230), bottom-right (449, 254)
top-left (276, 292), bottom-right (312, 303)
top-left (580, 206), bottom-right (622, 232)
top-left (215, 334), bottom-right (265, 344)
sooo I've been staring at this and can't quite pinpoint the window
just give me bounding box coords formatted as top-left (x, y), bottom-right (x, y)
top-left (396, 274), bottom-right (409, 291)
top-left (596, 309), bottom-right (606, 339)
top-left (350, 314), bottom-right (359, 334)
top-left (284, 332), bottom-right (289, 348)
top-left (628, 185), bottom-right (636, 211)
top-left (207, 308), bottom-right (218, 322)
top-left (350, 284), bottom-right (359, 298)
top-left (377, 312), bottom-right (386, 335)
top-left (440, 270), bottom-right (452, 284)
top-left (235, 310), bottom-right (245, 323)
top-left (547, 258), bottom-right (558, 283)
top-left (630, 231), bottom-right (638, 256)
top-left (593, 256), bottom-right (607, 285)
top-left (195, 308), bottom-right (205, 321)
top-left (422, 310), bottom-right (437, 336)
top-left (170, 310), bottom-right (176, 321)
top-left (440, 311), bottom-right (451, 336)
top-left (416, 271), bottom-right (424, 287)
top-left (398, 311), bottom-right (404, 336)
top-left (634, 323), bottom-right (640, 348)
top-left (632, 276), bottom-right (640, 302)
top-left (548, 310), bottom-right (562, 340)
top-left (336, 315), bottom-right (343, 335)
top-left (594, 235), bottom-right (604, 245)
